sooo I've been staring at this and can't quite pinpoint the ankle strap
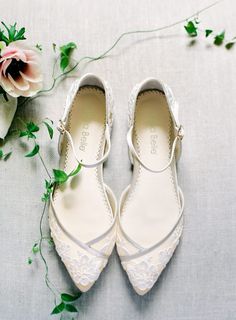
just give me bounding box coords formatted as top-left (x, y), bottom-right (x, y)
top-left (57, 120), bottom-right (111, 168)
top-left (127, 125), bottom-right (184, 173)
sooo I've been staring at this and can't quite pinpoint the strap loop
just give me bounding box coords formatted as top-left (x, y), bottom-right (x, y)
top-left (57, 119), bottom-right (66, 134)
top-left (127, 125), bottom-right (184, 173)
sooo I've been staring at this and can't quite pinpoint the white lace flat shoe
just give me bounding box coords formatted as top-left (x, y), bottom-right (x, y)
top-left (49, 74), bottom-right (117, 292)
top-left (116, 78), bottom-right (184, 295)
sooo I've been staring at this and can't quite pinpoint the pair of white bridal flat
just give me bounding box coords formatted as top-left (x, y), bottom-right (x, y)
top-left (49, 73), bottom-right (184, 295)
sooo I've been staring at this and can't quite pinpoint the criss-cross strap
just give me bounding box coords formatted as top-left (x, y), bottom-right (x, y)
top-left (50, 183), bottom-right (117, 259)
top-left (117, 185), bottom-right (184, 262)
top-left (57, 119), bottom-right (111, 168)
top-left (127, 124), bottom-right (184, 173)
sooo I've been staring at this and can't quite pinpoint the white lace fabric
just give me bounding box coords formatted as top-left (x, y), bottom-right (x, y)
top-left (116, 219), bottom-right (183, 293)
top-left (49, 212), bottom-right (116, 288)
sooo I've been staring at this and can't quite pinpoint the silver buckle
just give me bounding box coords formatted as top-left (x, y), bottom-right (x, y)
top-left (57, 120), bottom-right (66, 134)
top-left (177, 125), bottom-right (184, 140)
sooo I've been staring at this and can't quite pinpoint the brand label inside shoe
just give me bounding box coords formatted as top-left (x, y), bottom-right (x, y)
top-left (150, 128), bottom-right (158, 155)
top-left (79, 124), bottom-right (90, 151)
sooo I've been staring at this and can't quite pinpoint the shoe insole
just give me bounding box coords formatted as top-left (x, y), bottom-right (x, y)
top-left (53, 87), bottom-right (113, 243)
top-left (121, 90), bottom-right (180, 248)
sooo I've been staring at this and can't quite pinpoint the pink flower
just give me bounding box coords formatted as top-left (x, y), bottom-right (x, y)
top-left (0, 42), bottom-right (42, 97)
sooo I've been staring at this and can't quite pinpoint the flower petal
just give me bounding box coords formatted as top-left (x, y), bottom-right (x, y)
top-left (0, 75), bottom-right (15, 92)
top-left (20, 65), bottom-right (42, 83)
top-left (8, 74), bottom-right (30, 91)
top-left (17, 81), bottom-right (42, 97)
top-left (2, 59), bottom-right (12, 76)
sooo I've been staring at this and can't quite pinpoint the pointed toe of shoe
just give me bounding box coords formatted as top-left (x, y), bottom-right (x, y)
top-left (124, 258), bottom-right (163, 295)
top-left (133, 287), bottom-right (152, 296)
top-left (61, 252), bottom-right (108, 293)
top-left (74, 280), bottom-right (96, 293)
top-left (131, 283), bottom-right (153, 296)
top-left (117, 219), bottom-right (184, 295)
top-left (121, 230), bottom-right (183, 295)
top-left (49, 203), bottom-right (116, 293)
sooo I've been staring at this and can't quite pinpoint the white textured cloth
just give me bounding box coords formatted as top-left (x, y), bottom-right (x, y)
top-left (1, 0), bottom-right (236, 319)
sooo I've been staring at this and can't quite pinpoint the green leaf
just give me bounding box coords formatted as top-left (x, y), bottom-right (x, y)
top-left (48, 238), bottom-right (54, 246)
top-left (205, 29), bottom-right (213, 37)
top-left (8, 23), bottom-right (17, 41)
top-left (59, 42), bottom-right (77, 71)
top-left (42, 179), bottom-right (54, 202)
top-left (19, 131), bottom-right (29, 137)
top-left (64, 304), bottom-right (78, 313)
top-left (225, 42), bottom-right (235, 50)
top-left (0, 29), bottom-right (8, 44)
top-left (184, 20), bottom-right (198, 37)
top-left (19, 122), bottom-right (40, 139)
top-left (51, 302), bottom-right (65, 315)
top-left (45, 179), bottom-right (52, 190)
top-left (42, 192), bottom-right (50, 202)
top-left (0, 22), bottom-right (26, 44)
top-left (32, 243), bottom-right (39, 254)
top-left (225, 37), bottom-right (236, 50)
top-left (68, 164), bottom-right (82, 178)
top-left (214, 31), bottom-right (225, 46)
top-left (0, 150), bottom-right (12, 161)
top-left (53, 169), bottom-right (68, 184)
top-left (53, 164), bottom-right (81, 185)
top-left (27, 122), bottom-right (39, 133)
top-left (28, 257), bottom-right (33, 265)
top-left (25, 144), bottom-right (40, 157)
top-left (14, 27), bottom-right (26, 41)
top-left (60, 56), bottom-right (69, 72)
top-left (43, 121), bottom-right (53, 139)
top-left (61, 292), bottom-right (82, 302)
top-left (60, 42), bottom-right (77, 56)
top-left (3, 151), bottom-right (12, 161)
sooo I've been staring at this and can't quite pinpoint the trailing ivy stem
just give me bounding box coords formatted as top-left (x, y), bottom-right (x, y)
top-left (48, 0), bottom-right (223, 90)
top-left (39, 202), bottom-right (59, 303)
top-left (37, 150), bottom-right (51, 179)
top-left (56, 1), bottom-right (221, 75)
top-left (81, 0), bottom-right (222, 62)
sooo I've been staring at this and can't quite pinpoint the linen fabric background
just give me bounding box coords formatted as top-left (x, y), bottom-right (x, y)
top-left (1, 0), bottom-right (236, 319)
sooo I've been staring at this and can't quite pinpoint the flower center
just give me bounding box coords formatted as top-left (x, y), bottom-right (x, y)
top-left (6, 59), bottom-right (27, 79)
